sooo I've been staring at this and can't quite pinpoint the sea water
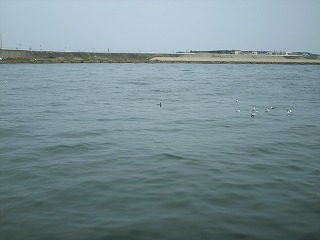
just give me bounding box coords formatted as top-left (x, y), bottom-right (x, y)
top-left (1, 63), bottom-right (319, 240)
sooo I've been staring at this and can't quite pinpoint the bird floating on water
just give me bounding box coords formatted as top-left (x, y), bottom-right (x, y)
top-left (236, 109), bottom-right (240, 113)
top-left (236, 99), bottom-right (239, 103)
top-left (287, 109), bottom-right (292, 115)
top-left (251, 107), bottom-right (259, 119)
top-left (265, 108), bottom-right (270, 113)
top-left (270, 106), bottom-right (275, 110)
top-left (157, 102), bottom-right (162, 107)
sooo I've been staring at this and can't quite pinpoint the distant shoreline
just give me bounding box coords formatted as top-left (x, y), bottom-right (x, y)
top-left (1, 49), bottom-right (319, 65)
top-left (150, 55), bottom-right (320, 65)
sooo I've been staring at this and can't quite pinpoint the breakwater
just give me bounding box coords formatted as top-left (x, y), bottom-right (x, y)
top-left (1, 49), bottom-right (319, 64)
top-left (0, 49), bottom-right (164, 63)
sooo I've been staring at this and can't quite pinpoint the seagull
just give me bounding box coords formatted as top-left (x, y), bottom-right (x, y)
top-left (252, 107), bottom-right (259, 114)
top-left (236, 99), bottom-right (239, 103)
top-left (270, 106), bottom-right (275, 110)
top-left (251, 112), bottom-right (256, 118)
top-left (236, 109), bottom-right (240, 113)
top-left (287, 109), bottom-right (292, 115)
top-left (265, 108), bottom-right (270, 113)
top-left (157, 102), bottom-right (162, 107)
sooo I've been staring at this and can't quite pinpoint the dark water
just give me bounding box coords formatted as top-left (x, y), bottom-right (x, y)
top-left (1, 63), bottom-right (320, 240)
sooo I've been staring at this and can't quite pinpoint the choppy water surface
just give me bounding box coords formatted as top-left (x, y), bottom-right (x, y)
top-left (1, 63), bottom-right (320, 240)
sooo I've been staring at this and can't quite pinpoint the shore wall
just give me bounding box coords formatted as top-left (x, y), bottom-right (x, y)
top-left (1, 49), bottom-right (319, 64)
top-left (0, 49), bottom-right (163, 60)
top-left (150, 54), bottom-right (320, 64)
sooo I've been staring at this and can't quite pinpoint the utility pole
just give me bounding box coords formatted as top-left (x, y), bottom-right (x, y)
top-left (0, 33), bottom-right (3, 59)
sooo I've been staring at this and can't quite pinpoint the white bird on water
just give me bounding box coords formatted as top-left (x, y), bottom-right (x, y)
top-left (265, 108), bottom-right (270, 113)
top-left (236, 109), bottom-right (240, 113)
top-left (251, 107), bottom-right (259, 118)
top-left (252, 107), bottom-right (259, 113)
top-left (287, 109), bottom-right (292, 115)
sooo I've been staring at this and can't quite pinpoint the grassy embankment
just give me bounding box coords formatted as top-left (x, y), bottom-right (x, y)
top-left (1, 55), bottom-right (153, 63)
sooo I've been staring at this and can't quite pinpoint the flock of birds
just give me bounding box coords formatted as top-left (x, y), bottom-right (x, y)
top-left (156, 100), bottom-right (293, 119)
top-left (235, 99), bottom-right (293, 119)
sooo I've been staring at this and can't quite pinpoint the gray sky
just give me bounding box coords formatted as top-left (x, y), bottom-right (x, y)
top-left (1, 0), bottom-right (319, 53)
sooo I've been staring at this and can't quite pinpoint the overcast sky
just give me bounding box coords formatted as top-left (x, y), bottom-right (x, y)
top-left (1, 0), bottom-right (319, 53)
